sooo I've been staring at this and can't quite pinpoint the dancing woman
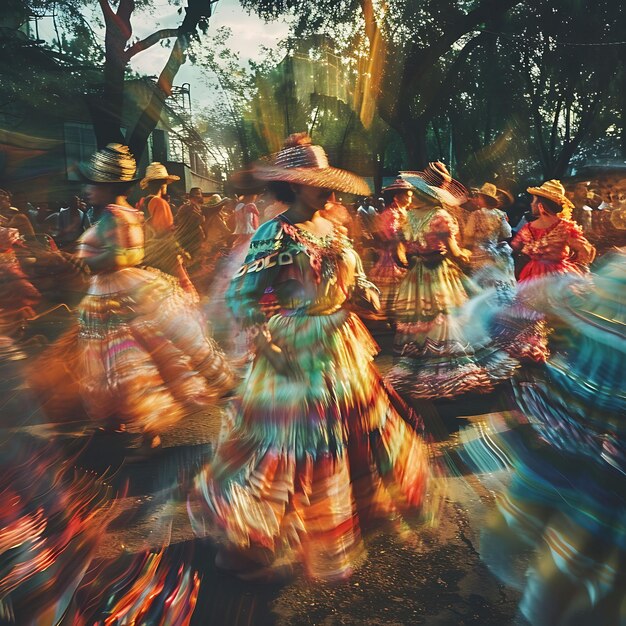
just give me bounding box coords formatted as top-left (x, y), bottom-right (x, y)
top-left (192, 134), bottom-right (431, 581)
top-left (29, 144), bottom-right (233, 449)
top-left (464, 182), bottom-right (516, 293)
top-left (366, 178), bottom-right (413, 322)
top-left (386, 176), bottom-right (518, 400)
top-left (497, 180), bottom-right (597, 363)
top-left (512, 180), bottom-right (595, 282)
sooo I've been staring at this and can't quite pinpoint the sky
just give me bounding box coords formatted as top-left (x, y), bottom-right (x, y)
top-left (36, 0), bottom-right (291, 110)
top-left (128, 0), bottom-right (292, 109)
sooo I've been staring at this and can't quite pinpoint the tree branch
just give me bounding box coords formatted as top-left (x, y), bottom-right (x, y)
top-left (125, 28), bottom-right (180, 59)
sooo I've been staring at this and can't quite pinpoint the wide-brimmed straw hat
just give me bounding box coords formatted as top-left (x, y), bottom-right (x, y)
top-left (416, 161), bottom-right (468, 206)
top-left (140, 162), bottom-right (180, 189)
top-left (527, 179), bottom-right (574, 212)
top-left (382, 178), bottom-right (414, 193)
top-left (475, 182), bottom-right (500, 207)
top-left (205, 193), bottom-right (229, 209)
top-left (398, 174), bottom-right (443, 205)
top-left (254, 133), bottom-right (371, 196)
top-left (78, 143), bottom-right (139, 184)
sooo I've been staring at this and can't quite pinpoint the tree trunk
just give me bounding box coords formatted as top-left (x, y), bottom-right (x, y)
top-left (127, 34), bottom-right (189, 162)
top-left (403, 118), bottom-right (429, 169)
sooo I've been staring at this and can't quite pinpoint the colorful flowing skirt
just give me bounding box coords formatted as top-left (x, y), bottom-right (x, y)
top-left (191, 309), bottom-right (430, 581)
top-left (29, 266), bottom-right (234, 433)
top-left (387, 257), bottom-right (518, 400)
top-left (469, 241), bottom-right (516, 295)
top-left (367, 248), bottom-right (407, 321)
top-left (460, 250), bottom-right (626, 625)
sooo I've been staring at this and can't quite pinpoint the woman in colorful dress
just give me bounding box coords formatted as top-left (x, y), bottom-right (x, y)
top-left (461, 248), bottom-right (626, 626)
top-left (497, 180), bottom-right (597, 363)
top-left (191, 134), bottom-right (431, 582)
top-left (464, 182), bottom-right (516, 294)
top-left (386, 175), bottom-right (518, 401)
top-left (29, 144), bottom-right (234, 450)
top-left (366, 178), bottom-right (413, 323)
top-left (512, 180), bottom-right (596, 282)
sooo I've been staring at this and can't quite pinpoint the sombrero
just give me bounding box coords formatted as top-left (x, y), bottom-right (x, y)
top-left (78, 143), bottom-right (139, 184)
top-left (140, 162), bottom-right (180, 189)
top-left (527, 179), bottom-right (575, 214)
top-left (254, 133), bottom-right (371, 196)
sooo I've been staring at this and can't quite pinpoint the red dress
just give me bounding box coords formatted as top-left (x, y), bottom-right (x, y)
top-left (512, 219), bottom-right (594, 282)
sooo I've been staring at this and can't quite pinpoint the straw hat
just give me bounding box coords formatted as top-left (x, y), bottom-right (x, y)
top-left (416, 161), bottom-right (468, 206)
top-left (398, 174), bottom-right (443, 205)
top-left (527, 179), bottom-right (574, 212)
top-left (254, 133), bottom-right (371, 196)
top-left (204, 194), bottom-right (229, 209)
top-left (140, 162), bottom-right (180, 189)
top-left (475, 182), bottom-right (500, 207)
top-left (382, 178), bottom-right (414, 193)
top-left (78, 143), bottom-right (139, 184)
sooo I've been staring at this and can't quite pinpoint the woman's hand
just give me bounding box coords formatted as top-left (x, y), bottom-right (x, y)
top-left (252, 327), bottom-right (291, 376)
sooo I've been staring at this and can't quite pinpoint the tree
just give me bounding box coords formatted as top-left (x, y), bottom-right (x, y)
top-left (4, 0), bottom-right (217, 160)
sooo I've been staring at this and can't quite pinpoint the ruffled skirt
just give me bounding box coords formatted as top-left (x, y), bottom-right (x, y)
top-left (192, 310), bottom-right (430, 580)
top-left (367, 249), bottom-right (407, 320)
top-left (387, 257), bottom-right (518, 399)
top-left (29, 267), bottom-right (234, 432)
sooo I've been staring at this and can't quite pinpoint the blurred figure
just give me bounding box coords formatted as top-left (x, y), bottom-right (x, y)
top-left (29, 144), bottom-right (234, 451)
top-left (232, 192), bottom-right (259, 245)
top-left (138, 162), bottom-right (194, 292)
top-left (0, 225), bottom-right (40, 336)
top-left (461, 249), bottom-right (626, 626)
top-left (192, 134), bottom-right (430, 582)
top-left (175, 186), bottom-right (206, 262)
top-left (386, 176), bottom-right (518, 400)
top-left (47, 195), bottom-right (88, 251)
top-left (366, 178), bottom-right (413, 323)
top-left (464, 182), bottom-right (516, 293)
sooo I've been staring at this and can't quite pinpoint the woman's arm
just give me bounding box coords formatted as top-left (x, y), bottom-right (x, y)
top-left (226, 220), bottom-right (292, 373)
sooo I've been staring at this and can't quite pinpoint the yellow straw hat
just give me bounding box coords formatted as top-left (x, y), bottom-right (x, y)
top-left (140, 162), bottom-right (180, 190)
top-left (475, 182), bottom-right (500, 207)
top-left (254, 133), bottom-right (371, 196)
top-left (527, 179), bottom-right (575, 213)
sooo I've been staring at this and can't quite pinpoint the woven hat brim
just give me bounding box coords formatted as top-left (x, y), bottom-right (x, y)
top-left (204, 199), bottom-right (229, 209)
top-left (140, 175), bottom-right (180, 190)
top-left (254, 164), bottom-right (371, 196)
top-left (475, 191), bottom-right (500, 207)
top-left (398, 175), bottom-right (442, 205)
top-left (77, 161), bottom-right (140, 184)
top-left (527, 186), bottom-right (574, 211)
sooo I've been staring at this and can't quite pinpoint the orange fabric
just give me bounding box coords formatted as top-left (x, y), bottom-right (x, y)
top-left (147, 196), bottom-right (174, 235)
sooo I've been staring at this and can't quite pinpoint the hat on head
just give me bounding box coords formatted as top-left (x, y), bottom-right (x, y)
top-left (475, 182), bottom-right (500, 207)
top-left (417, 161), bottom-right (468, 206)
top-left (205, 193), bottom-right (229, 209)
top-left (382, 178), bottom-right (414, 193)
top-left (527, 179), bottom-right (575, 214)
top-left (78, 143), bottom-right (139, 184)
top-left (398, 173), bottom-right (444, 205)
top-left (254, 133), bottom-right (371, 196)
top-left (140, 162), bottom-right (180, 189)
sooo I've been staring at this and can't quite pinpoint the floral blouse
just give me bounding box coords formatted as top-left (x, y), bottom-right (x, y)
top-left (227, 215), bottom-right (376, 327)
